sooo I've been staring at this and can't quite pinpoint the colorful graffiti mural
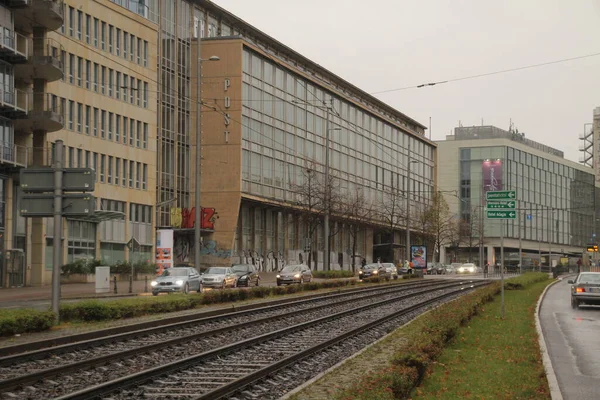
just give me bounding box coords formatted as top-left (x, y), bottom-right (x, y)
top-left (170, 207), bottom-right (217, 230)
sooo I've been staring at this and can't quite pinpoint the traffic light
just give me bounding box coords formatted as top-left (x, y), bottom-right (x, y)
top-left (587, 245), bottom-right (598, 252)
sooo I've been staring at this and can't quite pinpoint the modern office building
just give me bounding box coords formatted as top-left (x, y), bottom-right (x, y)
top-left (2, 0), bottom-right (436, 287)
top-left (437, 126), bottom-right (596, 267)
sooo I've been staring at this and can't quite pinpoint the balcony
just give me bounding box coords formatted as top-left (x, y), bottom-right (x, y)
top-left (14, 38), bottom-right (63, 83)
top-left (14, 0), bottom-right (64, 33)
top-left (8, 0), bottom-right (31, 8)
top-left (0, 88), bottom-right (29, 118)
top-left (0, 143), bottom-right (30, 168)
top-left (0, 30), bottom-right (29, 64)
top-left (13, 92), bottom-right (63, 132)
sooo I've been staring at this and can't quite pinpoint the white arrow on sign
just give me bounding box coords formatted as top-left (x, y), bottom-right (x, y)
top-left (508, 192), bottom-right (516, 198)
top-left (509, 212), bottom-right (515, 217)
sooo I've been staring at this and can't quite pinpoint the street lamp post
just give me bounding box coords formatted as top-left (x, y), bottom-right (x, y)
top-left (406, 149), bottom-right (418, 263)
top-left (194, 47), bottom-right (220, 270)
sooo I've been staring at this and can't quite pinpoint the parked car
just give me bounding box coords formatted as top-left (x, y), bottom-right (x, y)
top-left (151, 267), bottom-right (202, 296)
top-left (397, 263), bottom-right (414, 275)
top-left (445, 264), bottom-right (456, 274)
top-left (201, 266), bottom-right (238, 289)
top-left (359, 263), bottom-right (391, 280)
top-left (457, 263), bottom-right (477, 274)
top-left (381, 263), bottom-right (399, 280)
top-left (568, 272), bottom-right (600, 309)
top-left (231, 264), bottom-right (260, 287)
top-left (427, 262), bottom-right (445, 275)
top-left (276, 264), bottom-right (313, 286)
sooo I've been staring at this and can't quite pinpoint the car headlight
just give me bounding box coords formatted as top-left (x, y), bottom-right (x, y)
top-left (151, 281), bottom-right (158, 287)
top-left (239, 275), bottom-right (248, 280)
top-left (359, 271), bottom-right (363, 274)
top-left (175, 280), bottom-right (184, 286)
top-left (294, 273), bottom-right (301, 278)
top-left (373, 270), bottom-right (378, 275)
top-left (276, 274), bottom-right (281, 278)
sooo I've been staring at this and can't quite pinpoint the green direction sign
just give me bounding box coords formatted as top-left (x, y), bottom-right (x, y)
top-left (486, 200), bottom-right (516, 209)
top-left (487, 210), bottom-right (516, 219)
top-left (20, 168), bottom-right (96, 192)
top-left (20, 194), bottom-right (96, 217)
top-left (486, 190), bottom-right (516, 200)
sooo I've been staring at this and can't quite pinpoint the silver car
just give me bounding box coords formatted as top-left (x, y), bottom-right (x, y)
top-left (569, 272), bottom-right (600, 309)
top-left (201, 266), bottom-right (238, 289)
top-left (151, 267), bottom-right (202, 295)
top-left (381, 263), bottom-right (399, 280)
top-left (276, 264), bottom-right (313, 286)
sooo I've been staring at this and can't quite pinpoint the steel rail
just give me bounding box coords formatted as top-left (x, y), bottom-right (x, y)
top-left (0, 281), bottom-right (457, 392)
top-left (56, 280), bottom-right (486, 400)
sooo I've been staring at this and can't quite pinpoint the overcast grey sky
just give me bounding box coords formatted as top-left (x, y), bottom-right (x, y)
top-left (214, 0), bottom-right (600, 163)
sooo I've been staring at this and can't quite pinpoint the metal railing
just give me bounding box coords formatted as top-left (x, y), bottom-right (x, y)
top-left (0, 29), bottom-right (29, 58)
top-left (0, 143), bottom-right (30, 166)
top-left (0, 88), bottom-right (29, 111)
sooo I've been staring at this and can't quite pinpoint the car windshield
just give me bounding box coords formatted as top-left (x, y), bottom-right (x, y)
top-left (363, 264), bottom-right (379, 270)
top-left (232, 265), bottom-right (251, 273)
top-left (578, 273), bottom-right (600, 283)
top-left (206, 267), bottom-right (228, 275)
top-left (281, 265), bottom-right (302, 273)
top-left (161, 268), bottom-right (188, 277)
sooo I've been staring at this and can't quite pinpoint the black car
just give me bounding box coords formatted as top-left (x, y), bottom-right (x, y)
top-left (358, 263), bottom-right (390, 281)
top-left (231, 264), bottom-right (260, 287)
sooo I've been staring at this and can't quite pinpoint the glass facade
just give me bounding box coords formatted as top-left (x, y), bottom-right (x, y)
top-left (459, 146), bottom-right (595, 247)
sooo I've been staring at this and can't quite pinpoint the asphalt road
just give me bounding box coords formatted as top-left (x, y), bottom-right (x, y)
top-left (540, 276), bottom-right (600, 400)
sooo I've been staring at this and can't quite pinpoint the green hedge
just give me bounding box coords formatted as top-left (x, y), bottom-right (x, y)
top-left (0, 309), bottom-right (55, 337)
top-left (335, 282), bottom-right (501, 400)
top-left (504, 272), bottom-right (549, 290)
top-left (61, 259), bottom-right (156, 276)
top-left (312, 270), bottom-right (355, 279)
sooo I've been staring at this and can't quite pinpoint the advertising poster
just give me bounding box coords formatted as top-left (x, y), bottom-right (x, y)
top-left (411, 245), bottom-right (427, 269)
top-left (155, 229), bottom-right (174, 274)
top-left (482, 159), bottom-right (503, 192)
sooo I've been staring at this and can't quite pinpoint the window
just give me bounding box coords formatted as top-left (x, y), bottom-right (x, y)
top-left (93, 18), bottom-right (99, 47)
top-left (68, 147), bottom-right (73, 167)
top-left (129, 118), bottom-right (134, 146)
top-left (92, 63), bottom-right (98, 91)
top-left (123, 32), bottom-right (128, 59)
top-left (136, 162), bottom-right (140, 189)
top-left (100, 155), bottom-right (105, 183)
top-left (100, 110), bottom-right (106, 138)
top-left (108, 112), bottom-right (113, 140)
top-left (142, 164), bottom-right (147, 190)
top-left (107, 156), bottom-right (113, 184)
top-left (93, 153), bottom-right (98, 181)
top-left (101, 66), bottom-right (106, 94)
top-left (143, 82), bottom-right (148, 107)
top-left (143, 41), bottom-right (148, 67)
top-left (115, 28), bottom-right (121, 56)
top-left (137, 38), bottom-right (142, 64)
top-left (85, 106), bottom-right (90, 134)
top-left (85, 151), bottom-right (90, 167)
top-left (130, 76), bottom-right (135, 103)
top-left (123, 117), bottom-right (128, 144)
top-left (142, 123), bottom-right (148, 149)
top-left (77, 10), bottom-right (83, 40)
top-left (93, 108), bottom-right (98, 136)
top-left (137, 79), bottom-right (142, 106)
top-left (101, 22), bottom-right (106, 50)
top-left (130, 34), bottom-right (135, 61)
top-left (115, 157), bottom-right (120, 185)
top-left (115, 72), bottom-right (121, 99)
top-left (85, 14), bottom-right (91, 43)
top-left (85, 60), bottom-right (91, 89)
top-left (136, 121), bottom-right (141, 147)
top-left (108, 69), bottom-right (113, 97)
top-left (77, 149), bottom-right (82, 167)
top-left (68, 54), bottom-right (74, 84)
top-left (122, 159), bottom-right (127, 186)
top-left (122, 74), bottom-right (128, 99)
top-left (115, 114), bottom-right (121, 142)
top-left (129, 160), bottom-right (134, 187)
top-left (61, 51), bottom-right (66, 81)
top-left (77, 57), bottom-right (82, 86)
top-left (68, 6), bottom-right (74, 36)
top-left (77, 103), bottom-right (82, 132)
top-left (108, 25), bottom-right (114, 53)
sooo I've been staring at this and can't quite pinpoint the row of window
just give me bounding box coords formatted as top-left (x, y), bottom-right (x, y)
top-left (63, 6), bottom-right (149, 68)
top-left (61, 96), bottom-right (149, 149)
top-left (100, 198), bottom-right (152, 223)
top-left (66, 147), bottom-right (148, 190)
top-left (63, 52), bottom-right (149, 108)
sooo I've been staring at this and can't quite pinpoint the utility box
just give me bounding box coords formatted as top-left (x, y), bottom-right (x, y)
top-left (95, 266), bottom-right (111, 293)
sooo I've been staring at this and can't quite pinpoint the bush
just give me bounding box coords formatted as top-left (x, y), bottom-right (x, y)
top-left (313, 270), bottom-right (354, 279)
top-left (0, 309), bottom-right (55, 337)
top-left (335, 282), bottom-right (501, 399)
top-left (61, 259), bottom-right (103, 276)
top-left (504, 272), bottom-right (549, 290)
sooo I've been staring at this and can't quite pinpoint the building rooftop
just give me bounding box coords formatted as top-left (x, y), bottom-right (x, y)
top-left (444, 125), bottom-right (564, 158)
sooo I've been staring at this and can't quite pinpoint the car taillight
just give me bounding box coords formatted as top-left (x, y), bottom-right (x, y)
top-left (576, 287), bottom-right (585, 293)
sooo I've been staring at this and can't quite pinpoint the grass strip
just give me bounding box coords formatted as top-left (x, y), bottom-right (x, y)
top-left (414, 279), bottom-right (551, 399)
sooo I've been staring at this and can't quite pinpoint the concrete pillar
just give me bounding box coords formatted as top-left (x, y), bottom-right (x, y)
top-left (487, 245), bottom-right (495, 265)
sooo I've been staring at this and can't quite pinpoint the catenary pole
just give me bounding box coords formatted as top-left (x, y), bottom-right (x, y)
top-left (52, 140), bottom-right (64, 323)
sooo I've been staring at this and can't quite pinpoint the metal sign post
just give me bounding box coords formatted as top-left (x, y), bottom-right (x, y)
top-left (52, 140), bottom-right (63, 323)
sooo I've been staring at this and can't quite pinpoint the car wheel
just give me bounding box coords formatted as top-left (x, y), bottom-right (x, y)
top-left (277, 282), bottom-right (282, 286)
top-left (183, 283), bottom-right (189, 294)
top-left (571, 297), bottom-right (580, 309)
top-left (152, 291), bottom-right (158, 296)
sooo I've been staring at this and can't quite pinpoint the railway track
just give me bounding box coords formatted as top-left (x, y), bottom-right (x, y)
top-left (0, 279), bottom-right (469, 398)
top-left (57, 280), bottom-right (489, 400)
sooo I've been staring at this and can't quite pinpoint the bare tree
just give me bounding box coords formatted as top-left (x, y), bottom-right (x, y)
top-left (340, 187), bottom-right (374, 273)
top-left (459, 205), bottom-right (483, 262)
top-left (377, 187), bottom-right (407, 263)
top-left (419, 191), bottom-right (459, 263)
